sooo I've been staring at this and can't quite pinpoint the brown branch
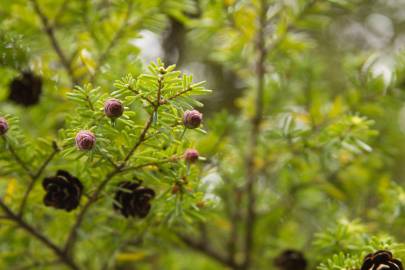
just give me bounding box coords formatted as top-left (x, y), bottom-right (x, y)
top-left (241, 0), bottom-right (268, 269)
top-left (0, 199), bottom-right (79, 270)
top-left (28, 0), bottom-right (77, 85)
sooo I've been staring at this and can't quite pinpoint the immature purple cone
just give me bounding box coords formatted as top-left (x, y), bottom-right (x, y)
top-left (0, 117), bottom-right (8, 135)
top-left (75, 130), bottom-right (96, 150)
top-left (184, 148), bottom-right (199, 163)
top-left (360, 250), bottom-right (403, 270)
top-left (183, 109), bottom-right (203, 129)
top-left (104, 98), bottom-right (124, 119)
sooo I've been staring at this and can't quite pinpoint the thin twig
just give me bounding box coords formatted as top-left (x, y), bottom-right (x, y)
top-left (120, 157), bottom-right (179, 173)
top-left (18, 145), bottom-right (59, 216)
top-left (161, 87), bottom-right (193, 104)
top-left (28, 0), bottom-right (77, 85)
top-left (2, 136), bottom-right (33, 177)
top-left (0, 199), bottom-right (79, 270)
top-left (127, 86), bottom-right (156, 109)
top-left (177, 233), bottom-right (237, 269)
top-left (84, 157), bottom-right (179, 202)
top-left (121, 112), bottom-right (155, 166)
top-left (103, 153), bottom-right (121, 170)
top-left (62, 169), bottom-right (121, 255)
top-left (121, 76), bottom-right (163, 165)
top-left (3, 137), bottom-right (59, 216)
top-left (51, 0), bottom-right (70, 27)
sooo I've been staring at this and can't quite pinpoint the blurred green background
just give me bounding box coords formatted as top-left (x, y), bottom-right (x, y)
top-left (1, 0), bottom-right (405, 269)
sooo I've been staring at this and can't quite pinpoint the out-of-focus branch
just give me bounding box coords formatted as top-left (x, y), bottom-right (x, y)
top-left (0, 199), bottom-right (79, 270)
top-left (220, 173), bottom-right (242, 267)
top-left (267, 0), bottom-right (318, 54)
top-left (177, 233), bottom-right (238, 269)
top-left (90, 1), bottom-right (133, 83)
top-left (51, 0), bottom-right (70, 27)
top-left (241, 0), bottom-right (268, 269)
top-left (3, 136), bottom-right (59, 216)
top-left (228, 187), bottom-right (242, 265)
top-left (28, 0), bottom-right (77, 85)
top-left (2, 136), bottom-right (33, 177)
top-left (15, 260), bottom-right (61, 270)
top-left (240, 1), bottom-right (319, 268)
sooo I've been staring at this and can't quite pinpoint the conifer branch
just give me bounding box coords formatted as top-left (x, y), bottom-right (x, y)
top-left (64, 72), bottom-right (165, 256)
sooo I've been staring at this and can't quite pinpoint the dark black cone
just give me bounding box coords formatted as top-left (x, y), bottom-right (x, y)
top-left (42, 170), bottom-right (83, 212)
top-left (9, 71), bottom-right (42, 106)
top-left (113, 181), bottom-right (155, 218)
top-left (274, 249), bottom-right (307, 270)
top-left (360, 250), bottom-right (403, 270)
